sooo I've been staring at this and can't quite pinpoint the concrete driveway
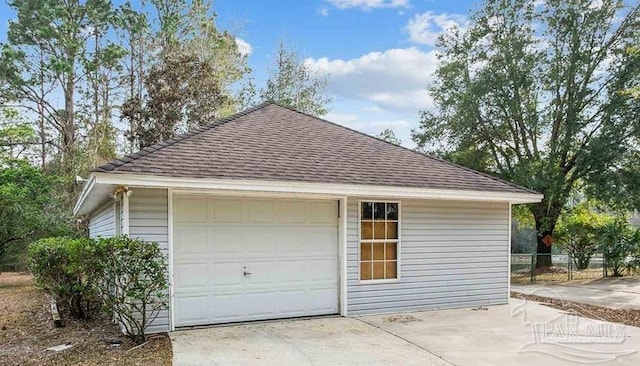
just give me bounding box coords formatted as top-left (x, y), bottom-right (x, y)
top-left (512, 277), bottom-right (640, 310)
top-left (170, 301), bottom-right (640, 365)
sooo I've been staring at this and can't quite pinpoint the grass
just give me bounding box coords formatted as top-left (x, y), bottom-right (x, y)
top-left (0, 272), bottom-right (172, 366)
top-left (511, 268), bottom-right (605, 285)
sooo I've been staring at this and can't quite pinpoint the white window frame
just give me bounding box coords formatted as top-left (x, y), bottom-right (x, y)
top-left (358, 200), bottom-right (401, 284)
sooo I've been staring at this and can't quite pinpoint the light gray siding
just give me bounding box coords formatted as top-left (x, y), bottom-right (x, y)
top-left (88, 201), bottom-right (116, 239)
top-left (346, 197), bottom-right (510, 315)
top-left (114, 189), bottom-right (511, 331)
top-left (128, 188), bottom-right (170, 333)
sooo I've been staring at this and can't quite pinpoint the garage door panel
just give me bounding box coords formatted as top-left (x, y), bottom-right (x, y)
top-left (211, 262), bottom-right (244, 286)
top-left (277, 260), bottom-right (308, 283)
top-left (175, 198), bottom-right (208, 223)
top-left (246, 292), bottom-right (275, 317)
top-left (175, 296), bottom-right (209, 325)
top-left (211, 294), bottom-right (243, 319)
top-left (211, 198), bottom-right (243, 223)
top-left (211, 228), bottom-right (244, 256)
top-left (247, 200), bottom-right (275, 223)
top-left (278, 290), bottom-right (307, 313)
top-left (174, 196), bottom-right (338, 326)
top-left (306, 227), bottom-right (339, 252)
top-left (244, 261), bottom-right (277, 284)
top-left (275, 201), bottom-right (306, 223)
top-left (308, 201), bottom-right (338, 224)
top-left (175, 263), bottom-right (208, 291)
top-left (274, 228), bottom-right (306, 252)
top-left (309, 289), bottom-right (340, 312)
top-left (243, 227), bottom-right (276, 254)
top-left (175, 227), bottom-right (208, 256)
top-left (307, 259), bottom-right (339, 281)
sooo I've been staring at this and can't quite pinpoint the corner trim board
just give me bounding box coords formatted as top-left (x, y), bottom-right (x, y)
top-left (167, 188), bottom-right (175, 331)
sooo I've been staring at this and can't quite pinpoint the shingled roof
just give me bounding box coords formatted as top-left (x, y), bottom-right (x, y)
top-left (95, 102), bottom-right (536, 195)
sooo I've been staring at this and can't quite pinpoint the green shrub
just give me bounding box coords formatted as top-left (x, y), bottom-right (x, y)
top-left (29, 235), bottom-right (168, 343)
top-left (87, 236), bottom-right (168, 344)
top-left (598, 218), bottom-right (639, 277)
top-left (28, 237), bottom-right (95, 318)
top-left (556, 203), bottom-right (612, 270)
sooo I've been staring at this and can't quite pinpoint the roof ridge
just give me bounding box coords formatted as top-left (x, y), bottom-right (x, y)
top-left (269, 102), bottom-right (538, 195)
top-left (94, 101), bottom-right (274, 172)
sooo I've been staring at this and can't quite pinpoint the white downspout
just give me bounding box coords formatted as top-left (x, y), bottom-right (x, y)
top-left (122, 188), bottom-right (131, 236)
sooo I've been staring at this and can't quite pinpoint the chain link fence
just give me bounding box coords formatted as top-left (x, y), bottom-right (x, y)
top-left (511, 253), bottom-right (606, 284)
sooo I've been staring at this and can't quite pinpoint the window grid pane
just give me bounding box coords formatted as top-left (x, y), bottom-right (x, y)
top-left (360, 201), bottom-right (399, 281)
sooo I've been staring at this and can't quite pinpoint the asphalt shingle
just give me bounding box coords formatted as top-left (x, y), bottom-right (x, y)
top-left (95, 102), bottom-right (536, 195)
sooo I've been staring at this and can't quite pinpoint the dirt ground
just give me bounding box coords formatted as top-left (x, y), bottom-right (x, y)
top-left (0, 272), bottom-right (172, 366)
top-left (511, 291), bottom-right (640, 328)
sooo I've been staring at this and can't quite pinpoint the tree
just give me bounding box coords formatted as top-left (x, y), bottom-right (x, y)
top-left (412, 0), bottom-right (640, 268)
top-left (599, 217), bottom-right (639, 277)
top-left (0, 0), bottom-right (124, 175)
top-left (117, 2), bottom-right (149, 153)
top-left (0, 160), bottom-right (71, 269)
top-left (623, 46), bottom-right (640, 99)
top-left (555, 202), bottom-right (612, 269)
top-left (123, 0), bottom-right (250, 149)
top-left (376, 128), bottom-right (402, 145)
top-left (0, 108), bottom-right (39, 162)
top-left (260, 42), bottom-right (331, 116)
top-left (511, 205), bottom-right (536, 253)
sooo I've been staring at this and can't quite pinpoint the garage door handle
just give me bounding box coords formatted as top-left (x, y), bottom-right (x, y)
top-left (243, 271), bottom-right (252, 277)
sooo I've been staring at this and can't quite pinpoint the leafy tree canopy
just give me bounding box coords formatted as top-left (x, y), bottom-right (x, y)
top-left (0, 159), bottom-right (72, 268)
top-left (555, 201), bottom-right (613, 269)
top-left (260, 41), bottom-right (331, 116)
top-left (0, 108), bottom-right (38, 161)
top-left (123, 0), bottom-right (250, 149)
top-left (376, 128), bottom-right (402, 145)
top-left (412, 0), bottom-right (640, 266)
top-left (1, 0), bottom-right (124, 173)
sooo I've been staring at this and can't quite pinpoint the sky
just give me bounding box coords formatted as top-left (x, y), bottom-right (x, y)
top-left (216, 0), bottom-right (477, 148)
top-left (0, 0), bottom-right (479, 148)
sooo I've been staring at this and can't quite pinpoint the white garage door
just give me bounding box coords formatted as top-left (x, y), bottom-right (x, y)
top-left (173, 196), bottom-right (339, 327)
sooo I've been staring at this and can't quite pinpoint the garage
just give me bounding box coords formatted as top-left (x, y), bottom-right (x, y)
top-left (172, 195), bottom-right (340, 327)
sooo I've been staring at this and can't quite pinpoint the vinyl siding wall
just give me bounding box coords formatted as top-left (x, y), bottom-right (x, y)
top-left (103, 189), bottom-right (511, 332)
top-left (128, 188), bottom-right (170, 333)
top-left (88, 201), bottom-right (116, 239)
top-left (346, 197), bottom-right (510, 315)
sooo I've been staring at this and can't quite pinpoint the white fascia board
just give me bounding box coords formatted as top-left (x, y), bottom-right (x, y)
top-left (92, 172), bottom-right (543, 204)
top-left (73, 173), bottom-right (97, 216)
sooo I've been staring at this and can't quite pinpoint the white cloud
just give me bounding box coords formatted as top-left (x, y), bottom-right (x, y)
top-left (318, 7), bottom-right (330, 16)
top-left (405, 11), bottom-right (467, 46)
top-left (535, 0), bottom-right (601, 9)
top-left (363, 105), bottom-right (384, 113)
top-left (234, 38), bottom-right (252, 56)
top-left (324, 0), bottom-right (410, 11)
top-left (325, 112), bottom-right (360, 125)
top-left (306, 47), bottom-right (437, 114)
top-left (325, 112), bottom-right (410, 140)
top-left (371, 119), bottom-right (410, 130)
top-left (589, 0), bottom-right (603, 9)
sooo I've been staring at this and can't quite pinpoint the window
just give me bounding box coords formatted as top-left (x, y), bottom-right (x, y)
top-left (360, 201), bottom-right (399, 281)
